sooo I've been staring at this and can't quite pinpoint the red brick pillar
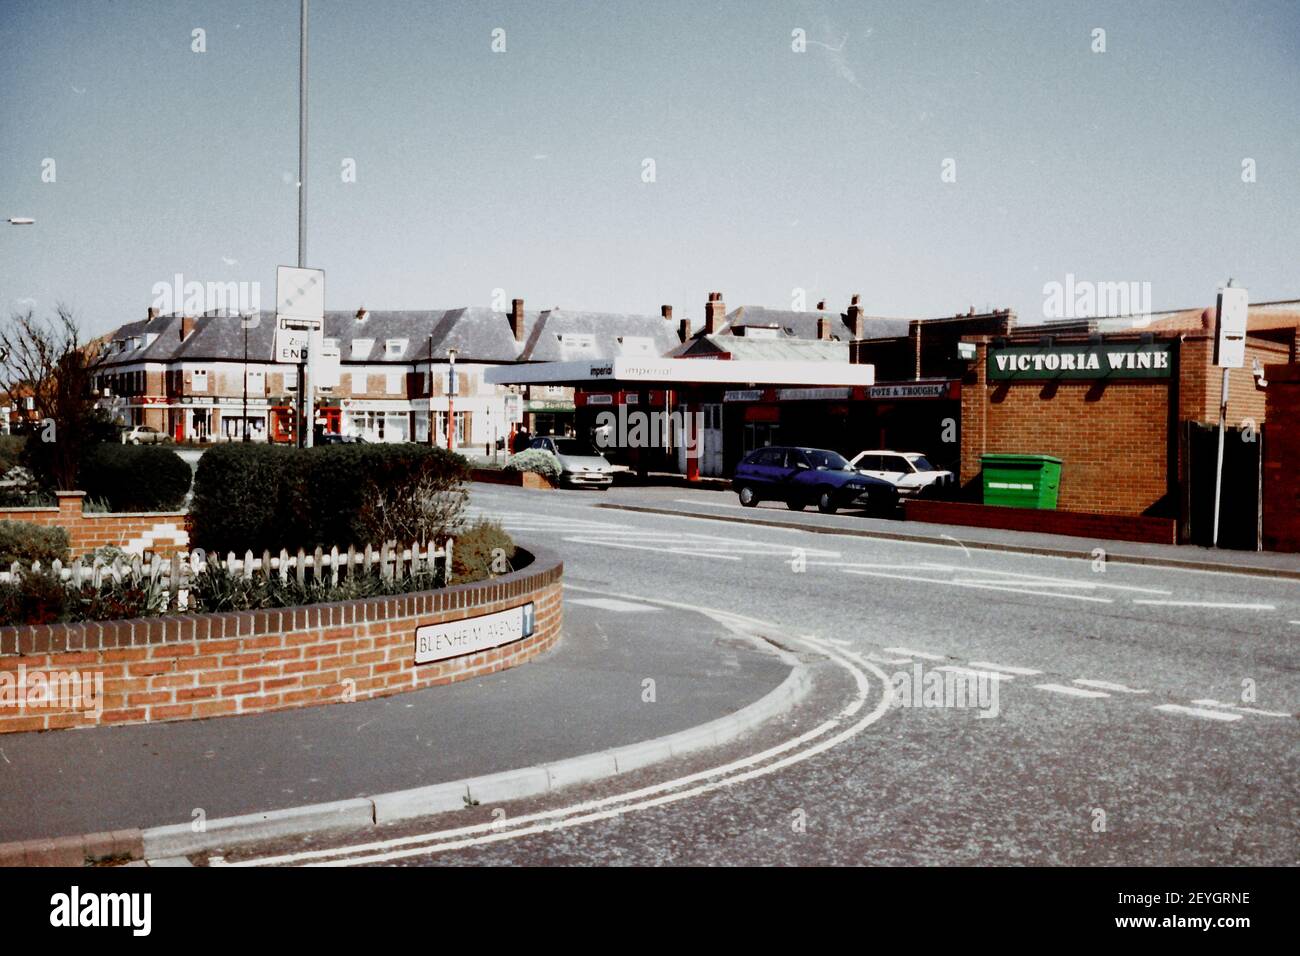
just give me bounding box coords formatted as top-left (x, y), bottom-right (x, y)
top-left (55, 491), bottom-right (87, 553)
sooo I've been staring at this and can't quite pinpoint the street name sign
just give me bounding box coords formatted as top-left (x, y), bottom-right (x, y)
top-left (414, 602), bottom-right (536, 665)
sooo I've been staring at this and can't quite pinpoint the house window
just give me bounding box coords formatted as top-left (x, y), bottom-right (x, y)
top-left (385, 339), bottom-right (408, 358)
top-left (192, 369), bottom-right (208, 392)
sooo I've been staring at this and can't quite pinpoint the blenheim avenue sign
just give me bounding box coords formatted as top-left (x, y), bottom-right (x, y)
top-left (988, 342), bottom-right (1172, 381)
top-left (415, 603), bottom-right (536, 664)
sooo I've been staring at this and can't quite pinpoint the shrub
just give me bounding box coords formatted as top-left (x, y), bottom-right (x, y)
top-left (0, 570), bottom-right (68, 625)
top-left (0, 435), bottom-right (25, 474)
top-left (452, 518), bottom-right (516, 582)
top-left (0, 520), bottom-right (70, 566)
top-left (505, 448), bottom-right (561, 478)
top-left (78, 444), bottom-right (191, 512)
top-left (190, 443), bottom-right (470, 554)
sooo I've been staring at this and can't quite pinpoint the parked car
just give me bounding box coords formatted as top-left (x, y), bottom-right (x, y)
top-left (121, 425), bottom-right (170, 445)
top-left (849, 450), bottom-right (955, 498)
top-left (732, 446), bottom-right (898, 514)
top-left (529, 436), bottom-right (614, 488)
top-left (317, 432), bottom-right (364, 445)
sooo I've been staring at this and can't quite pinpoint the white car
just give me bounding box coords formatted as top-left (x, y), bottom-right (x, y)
top-left (529, 436), bottom-right (614, 488)
top-left (121, 425), bottom-right (170, 445)
top-left (849, 450), bottom-right (955, 498)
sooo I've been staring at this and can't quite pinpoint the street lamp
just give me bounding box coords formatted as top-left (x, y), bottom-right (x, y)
top-left (242, 319), bottom-right (250, 442)
top-left (446, 348), bottom-right (458, 452)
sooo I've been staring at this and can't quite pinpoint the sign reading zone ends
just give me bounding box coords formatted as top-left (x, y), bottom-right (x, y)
top-left (414, 602), bottom-right (536, 665)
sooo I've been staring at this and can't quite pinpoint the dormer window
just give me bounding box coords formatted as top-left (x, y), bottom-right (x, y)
top-left (351, 338), bottom-right (375, 360)
top-left (557, 333), bottom-right (595, 355)
top-left (385, 338), bottom-right (408, 358)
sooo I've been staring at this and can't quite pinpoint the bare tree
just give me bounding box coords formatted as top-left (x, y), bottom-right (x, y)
top-left (0, 305), bottom-right (108, 490)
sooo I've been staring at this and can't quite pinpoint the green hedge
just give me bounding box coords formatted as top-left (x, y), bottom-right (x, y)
top-left (77, 444), bottom-right (192, 512)
top-left (190, 443), bottom-right (470, 554)
top-left (0, 520), bottom-right (70, 566)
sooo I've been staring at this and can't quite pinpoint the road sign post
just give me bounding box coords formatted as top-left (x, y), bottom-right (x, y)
top-left (275, 265), bottom-right (325, 448)
top-left (1211, 283), bottom-right (1248, 548)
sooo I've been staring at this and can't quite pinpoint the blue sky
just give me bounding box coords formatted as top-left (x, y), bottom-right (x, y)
top-left (1, 0), bottom-right (1297, 336)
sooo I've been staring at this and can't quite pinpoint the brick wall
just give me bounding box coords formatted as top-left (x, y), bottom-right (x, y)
top-left (1179, 335), bottom-right (1287, 427)
top-left (0, 492), bottom-right (188, 557)
top-left (905, 499), bottom-right (1178, 545)
top-left (959, 341), bottom-right (1171, 515)
top-left (0, 547), bottom-right (563, 733)
top-left (1262, 363), bottom-right (1300, 552)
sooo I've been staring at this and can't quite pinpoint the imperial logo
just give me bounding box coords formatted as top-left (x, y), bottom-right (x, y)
top-left (588, 365), bottom-right (613, 377)
top-left (49, 886), bottom-right (151, 936)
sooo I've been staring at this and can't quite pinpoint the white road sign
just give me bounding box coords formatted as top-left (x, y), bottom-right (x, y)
top-left (414, 602), bottom-right (536, 664)
top-left (276, 265), bottom-right (325, 326)
top-left (1214, 286), bottom-right (1248, 369)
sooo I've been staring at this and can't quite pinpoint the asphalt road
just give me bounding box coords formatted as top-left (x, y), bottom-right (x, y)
top-left (218, 482), bottom-right (1299, 866)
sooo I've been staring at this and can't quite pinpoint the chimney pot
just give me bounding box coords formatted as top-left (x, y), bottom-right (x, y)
top-left (816, 300), bottom-right (826, 311)
top-left (355, 308), bottom-right (368, 322)
top-left (851, 294), bottom-right (861, 306)
top-left (817, 316), bottom-right (831, 340)
top-left (661, 304), bottom-right (673, 320)
top-left (847, 297), bottom-right (865, 340)
top-left (147, 307), bottom-right (158, 323)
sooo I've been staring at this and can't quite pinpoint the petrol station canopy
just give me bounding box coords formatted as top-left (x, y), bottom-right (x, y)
top-left (483, 357), bottom-right (875, 389)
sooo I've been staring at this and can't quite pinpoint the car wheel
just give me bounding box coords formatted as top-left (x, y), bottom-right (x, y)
top-left (817, 490), bottom-right (837, 514)
top-left (737, 485), bottom-right (758, 508)
top-left (786, 498), bottom-right (806, 511)
top-left (131, 438), bottom-right (140, 445)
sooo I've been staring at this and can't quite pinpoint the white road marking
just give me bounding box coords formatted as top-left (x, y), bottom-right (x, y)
top-left (936, 665), bottom-right (1018, 681)
top-left (841, 568), bottom-right (1114, 603)
top-left (567, 598), bottom-right (661, 613)
top-left (1035, 683), bottom-right (1111, 699)
top-left (561, 538), bottom-right (742, 560)
top-left (1073, 679), bottom-right (1148, 694)
top-left (968, 662), bottom-right (1041, 676)
top-left (1154, 704), bottom-right (1243, 722)
top-left (883, 646), bottom-right (946, 661)
top-left (1132, 600), bottom-right (1276, 610)
top-left (866, 653), bottom-right (914, 664)
top-left (220, 599), bottom-right (894, 867)
top-left (1189, 699), bottom-right (1293, 718)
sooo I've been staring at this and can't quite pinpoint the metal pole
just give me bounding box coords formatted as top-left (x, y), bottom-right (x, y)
top-left (298, 0), bottom-right (308, 270)
top-left (298, 0), bottom-right (315, 449)
top-left (1212, 367), bottom-right (1229, 548)
top-left (242, 323), bottom-right (249, 441)
top-left (447, 350), bottom-right (457, 452)
top-left (428, 333), bottom-right (435, 445)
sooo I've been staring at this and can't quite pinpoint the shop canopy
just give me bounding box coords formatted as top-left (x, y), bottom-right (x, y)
top-left (483, 356), bottom-right (875, 389)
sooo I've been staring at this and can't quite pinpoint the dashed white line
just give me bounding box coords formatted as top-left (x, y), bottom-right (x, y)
top-left (1132, 600), bottom-right (1276, 610)
top-left (841, 568), bottom-right (1114, 603)
top-left (883, 646), bottom-right (946, 661)
top-left (936, 665), bottom-right (1018, 681)
top-left (1189, 699), bottom-right (1293, 718)
top-left (1153, 704), bottom-right (1243, 722)
top-left (968, 662), bottom-right (1042, 676)
top-left (1035, 683), bottom-right (1111, 699)
top-left (1072, 679), bottom-right (1148, 694)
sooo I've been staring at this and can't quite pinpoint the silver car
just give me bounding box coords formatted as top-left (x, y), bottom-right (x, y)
top-left (529, 436), bottom-right (614, 488)
top-left (122, 425), bottom-right (170, 445)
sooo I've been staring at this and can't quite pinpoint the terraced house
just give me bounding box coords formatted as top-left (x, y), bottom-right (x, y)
top-left (93, 300), bottom-right (679, 445)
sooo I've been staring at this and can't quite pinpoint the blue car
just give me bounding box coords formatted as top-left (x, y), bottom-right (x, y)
top-left (731, 446), bottom-right (899, 515)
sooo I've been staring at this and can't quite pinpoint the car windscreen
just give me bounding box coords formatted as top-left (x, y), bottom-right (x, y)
top-left (909, 456), bottom-right (936, 471)
top-left (806, 449), bottom-right (850, 470)
top-left (553, 439), bottom-right (599, 456)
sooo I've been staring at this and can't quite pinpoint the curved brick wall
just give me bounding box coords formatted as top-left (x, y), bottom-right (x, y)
top-left (0, 547), bottom-right (562, 733)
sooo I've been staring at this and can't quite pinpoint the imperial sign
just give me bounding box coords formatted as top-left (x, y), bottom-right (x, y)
top-left (988, 342), bottom-right (1172, 381)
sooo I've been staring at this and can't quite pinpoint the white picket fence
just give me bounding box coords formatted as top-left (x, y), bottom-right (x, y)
top-left (0, 539), bottom-right (454, 609)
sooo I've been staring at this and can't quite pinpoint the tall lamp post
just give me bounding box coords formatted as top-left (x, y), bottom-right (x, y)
top-left (242, 319), bottom-right (250, 441)
top-left (446, 348), bottom-right (457, 452)
top-left (427, 333), bottom-right (435, 446)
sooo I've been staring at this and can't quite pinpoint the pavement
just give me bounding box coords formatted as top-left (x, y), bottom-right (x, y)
top-left (0, 595), bottom-right (791, 845)
top-left (196, 481), bottom-right (1298, 866)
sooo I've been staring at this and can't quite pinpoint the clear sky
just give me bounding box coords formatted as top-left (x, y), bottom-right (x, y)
top-left (1, 0), bottom-right (1297, 336)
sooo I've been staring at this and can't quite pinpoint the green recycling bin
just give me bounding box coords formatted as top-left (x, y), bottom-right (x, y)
top-left (980, 453), bottom-right (1062, 509)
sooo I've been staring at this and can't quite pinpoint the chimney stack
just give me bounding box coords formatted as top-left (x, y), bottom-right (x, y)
top-left (816, 299), bottom-right (826, 311)
top-left (817, 316), bottom-right (831, 340)
top-left (661, 304), bottom-right (673, 321)
top-left (510, 298), bottom-right (525, 342)
top-left (180, 316), bottom-right (196, 341)
top-left (355, 308), bottom-right (369, 323)
top-left (679, 318), bottom-right (692, 343)
top-left (146, 306), bottom-right (158, 323)
top-left (704, 292), bottom-right (726, 335)
top-left (847, 294), bottom-right (865, 340)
